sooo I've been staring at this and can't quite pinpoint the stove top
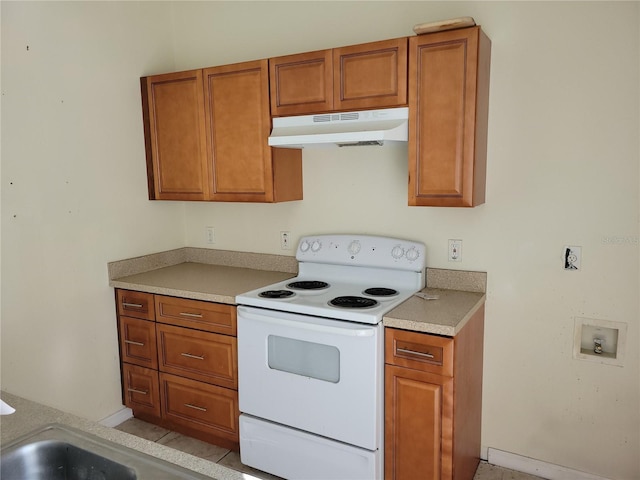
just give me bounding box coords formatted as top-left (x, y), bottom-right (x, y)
top-left (236, 234), bottom-right (426, 324)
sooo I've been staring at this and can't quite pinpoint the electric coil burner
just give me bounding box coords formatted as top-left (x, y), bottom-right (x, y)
top-left (258, 290), bottom-right (295, 299)
top-left (286, 280), bottom-right (330, 290)
top-left (329, 296), bottom-right (378, 309)
top-left (363, 287), bottom-right (399, 297)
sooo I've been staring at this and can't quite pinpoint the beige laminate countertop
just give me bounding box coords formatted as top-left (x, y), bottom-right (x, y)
top-left (0, 392), bottom-right (242, 480)
top-left (110, 262), bottom-right (295, 304)
top-left (383, 288), bottom-right (485, 336)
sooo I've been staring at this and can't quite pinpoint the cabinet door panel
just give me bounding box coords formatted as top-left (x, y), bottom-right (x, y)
top-left (269, 50), bottom-right (334, 116)
top-left (142, 70), bottom-right (209, 200)
top-left (157, 323), bottom-right (237, 389)
top-left (160, 372), bottom-right (238, 442)
top-left (204, 60), bottom-right (274, 202)
top-left (385, 365), bottom-right (453, 480)
top-left (119, 316), bottom-right (158, 369)
top-left (409, 27), bottom-right (490, 207)
top-left (155, 295), bottom-right (236, 335)
top-left (122, 363), bottom-right (161, 419)
top-left (335, 38), bottom-right (407, 110)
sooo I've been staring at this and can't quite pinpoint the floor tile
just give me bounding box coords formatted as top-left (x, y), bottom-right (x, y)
top-left (114, 417), bottom-right (171, 442)
top-left (157, 431), bottom-right (230, 463)
top-left (218, 450), bottom-right (284, 480)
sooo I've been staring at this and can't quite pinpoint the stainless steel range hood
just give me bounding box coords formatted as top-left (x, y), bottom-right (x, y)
top-left (268, 107), bottom-right (408, 148)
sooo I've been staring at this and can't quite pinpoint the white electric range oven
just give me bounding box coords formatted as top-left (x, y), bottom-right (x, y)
top-left (236, 234), bottom-right (426, 480)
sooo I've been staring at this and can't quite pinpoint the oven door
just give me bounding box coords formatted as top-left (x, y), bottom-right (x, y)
top-left (237, 305), bottom-right (382, 450)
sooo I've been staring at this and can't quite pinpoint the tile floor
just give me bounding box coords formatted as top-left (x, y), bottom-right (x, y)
top-left (114, 418), bottom-right (544, 480)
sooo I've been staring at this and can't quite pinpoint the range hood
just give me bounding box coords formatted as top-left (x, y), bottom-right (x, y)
top-left (268, 107), bottom-right (409, 148)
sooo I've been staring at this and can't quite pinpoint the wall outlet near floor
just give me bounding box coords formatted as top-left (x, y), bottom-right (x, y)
top-left (448, 239), bottom-right (462, 262)
top-left (205, 226), bottom-right (215, 244)
top-left (563, 245), bottom-right (581, 270)
top-left (280, 231), bottom-right (291, 250)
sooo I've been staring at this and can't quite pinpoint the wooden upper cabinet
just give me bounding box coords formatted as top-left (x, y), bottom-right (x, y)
top-left (334, 38), bottom-right (407, 111)
top-left (270, 38), bottom-right (408, 116)
top-left (269, 50), bottom-right (333, 116)
top-left (141, 61), bottom-right (302, 203)
top-left (408, 27), bottom-right (491, 207)
top-left (141, 70), bottom-right (210, 201)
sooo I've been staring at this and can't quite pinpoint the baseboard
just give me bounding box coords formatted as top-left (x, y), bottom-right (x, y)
top-left (99, 406), bottom-right (133, 428)
top-left (487, 448), bottom-right (612, 480)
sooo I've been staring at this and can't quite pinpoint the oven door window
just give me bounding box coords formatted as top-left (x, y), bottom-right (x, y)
top-left (268, 335), bottom-right (340, 383)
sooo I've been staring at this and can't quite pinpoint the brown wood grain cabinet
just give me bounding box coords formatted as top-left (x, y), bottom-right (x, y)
top-left (408, 27), bottom-right (491, 207)
top-left (115, 289), bottom-right (239, 450)
top-left (141, 61), bottom-right (302, 203)
top-left (270, 38), bottom-right (408, 116)
top-left (385, 304), bottom-right (484, 480)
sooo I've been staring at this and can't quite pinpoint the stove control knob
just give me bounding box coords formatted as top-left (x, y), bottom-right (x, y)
top-left (391, 245), bottom-right (405, 260)
top-left (348, 240), bottom-right (361, 255)
top-left (311, 240), bottom-right (322, 252)
top-left (405, 247), bottom-right (420, 262)
top-left (299, 240), bottom-right (311, 252)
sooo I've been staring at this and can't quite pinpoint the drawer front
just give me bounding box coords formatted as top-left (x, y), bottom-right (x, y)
top-left (160, 372), bottom-right (238, 442)
top-left (122, 363), bottom-right (161, 418)
top-left (385, 328), bottom-right (454, 377)
top-left (157, 323), bottom-right (237, 389)
top-left (119, 316), bottom-right (158, 369)
top-left (155, 295), bottom-right (236, 335)
top-left (117, 290), bottom-right (155, 321)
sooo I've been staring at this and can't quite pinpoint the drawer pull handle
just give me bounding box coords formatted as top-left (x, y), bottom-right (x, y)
top-left (184, 403), bottom-right (207, 412)
top-left (124, 340), bottom-right (144, 346)
top-left (127, 388), bottom-right (148, 395)
top-left (181, 352), bottom-right (205, 360)
top-left (397, 347), bottom-right (435, 359)
top-left (122, 302), bottom-right (143, 309)
top-left (179, 312), bottom-right (203, 318)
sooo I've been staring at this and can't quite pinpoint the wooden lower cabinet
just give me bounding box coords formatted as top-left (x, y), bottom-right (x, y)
top-left (116, 289), bottom-right (239, 450)
top-left (385, 305), bottom-right (484, 480)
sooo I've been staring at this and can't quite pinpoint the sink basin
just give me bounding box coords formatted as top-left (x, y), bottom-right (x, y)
top-left (0, 424), bottom-right (212, 479)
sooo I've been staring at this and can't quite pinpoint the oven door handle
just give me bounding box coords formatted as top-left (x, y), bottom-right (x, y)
top-left (238, 307), bottom-right (375, 337)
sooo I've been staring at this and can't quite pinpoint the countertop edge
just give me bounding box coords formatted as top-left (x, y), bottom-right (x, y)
top-left (109, 279), bottom-right (235, 305)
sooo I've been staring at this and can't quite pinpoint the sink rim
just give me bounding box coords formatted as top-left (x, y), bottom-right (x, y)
top-left (0, 423), bottom-right (213, 480)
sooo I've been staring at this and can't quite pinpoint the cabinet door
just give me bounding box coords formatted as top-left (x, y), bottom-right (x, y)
top-left (160, 372), bottom-right (239, 444)
top-left (334, 38), bottom-right (408, 111)
top-left (141, 70), bottom-right (210, 200)
top-left (122, 363), bottom-right (161, 419)
top-left (408, 27), bottom-right (491, 207)
top-left (156, 323), bottom-right (237, 389)
top-left (385, 365), bottom-right (453, 480)
top-left (269, 49), bottom-right (334, 116)
top-left (116, 289), bottom-right (155, 321)
top-left (119, 316), bottom-right (158, 370)
top-left (204, 60), bottom-right (276, 202)
top-left (155, 295), bottom-right (237, 336)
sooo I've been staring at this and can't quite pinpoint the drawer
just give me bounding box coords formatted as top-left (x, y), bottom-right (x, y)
top-left (385, 328), bottom-right (454, 377)
top-left (160, 372), bottom-right (238, 443)
top-left (116, 290), bottom-right (155, 321)
top-left (155, 295), bottom-right (236, 335)
top-left (119, 316), bottom-right (158, 369)
top-left (157, 323), bottom-right (237, 389)
top-left (122, 363), bottom-right (161, 418)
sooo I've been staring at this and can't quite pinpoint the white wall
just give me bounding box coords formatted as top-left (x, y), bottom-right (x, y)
top-left (1, 2), bottom-right (638, 480)
top-left (1, 2), bottom-right (185, 420)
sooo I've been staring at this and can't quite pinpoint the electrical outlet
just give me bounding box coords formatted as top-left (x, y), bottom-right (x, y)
top-left (448, 239), bottom-right (462, 262)
top-left (206, 226), bottom-right (215, 244)
top-left (280, 231), bottom-right (291, 250)
top-left (563, 245), bottom-right (581, 270)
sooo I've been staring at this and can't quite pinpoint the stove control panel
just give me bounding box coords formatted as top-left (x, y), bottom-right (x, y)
top-left (297, 234), bottom-right (426, 271)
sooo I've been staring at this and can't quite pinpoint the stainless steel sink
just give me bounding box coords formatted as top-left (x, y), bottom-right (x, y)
top-left (0, 424), bottom-right (213, 479)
